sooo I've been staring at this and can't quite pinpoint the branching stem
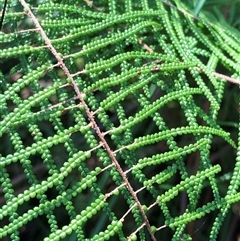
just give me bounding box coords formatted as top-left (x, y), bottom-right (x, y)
top-left (18, 1), bottom-right (156, 240)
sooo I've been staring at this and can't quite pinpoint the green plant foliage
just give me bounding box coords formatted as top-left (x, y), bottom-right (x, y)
top-left (0, 0), bottom-right (239, 240)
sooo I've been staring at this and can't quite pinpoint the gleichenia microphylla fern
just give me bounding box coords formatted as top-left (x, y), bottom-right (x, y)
top-left (0, 0), bottom-right (240, 241)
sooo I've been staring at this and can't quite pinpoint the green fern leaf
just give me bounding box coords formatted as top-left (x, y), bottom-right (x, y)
top-left (0, 0), bottom-right (239, 240)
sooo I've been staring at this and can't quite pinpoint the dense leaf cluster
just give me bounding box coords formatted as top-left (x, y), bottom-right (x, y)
top-left (0, 0), bottom-right (239, 240)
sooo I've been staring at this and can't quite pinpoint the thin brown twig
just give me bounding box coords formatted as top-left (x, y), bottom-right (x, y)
top-left (196, 67), bottom-right (240, 85)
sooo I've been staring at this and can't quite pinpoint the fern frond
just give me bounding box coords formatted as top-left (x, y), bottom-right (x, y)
top-left (0, 0), bottom-right (239, 240)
